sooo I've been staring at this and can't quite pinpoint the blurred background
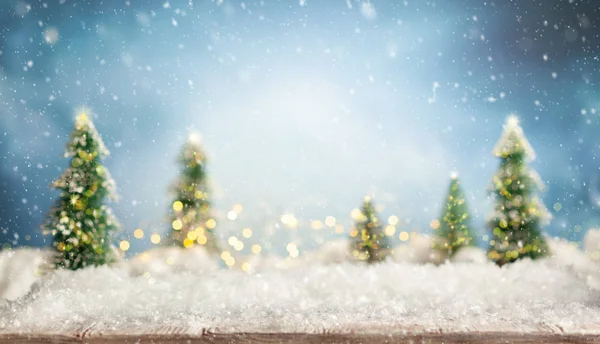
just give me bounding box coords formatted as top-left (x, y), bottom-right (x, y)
top-left (0, 0), bottom-right (599, 255)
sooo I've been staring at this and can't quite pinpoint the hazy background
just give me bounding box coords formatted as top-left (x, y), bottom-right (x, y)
top-left (1, 0), bottom-right (599, 255)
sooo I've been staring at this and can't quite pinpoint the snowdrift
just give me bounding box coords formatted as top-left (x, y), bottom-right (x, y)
top-left (0, 235), bottom-right (599, 336)
top-left (0, 248), bottom-right (49, 301)
top-left (2, 253), bottom-right (600, 335)
top-left (0, 233), bottom-right (598, 305)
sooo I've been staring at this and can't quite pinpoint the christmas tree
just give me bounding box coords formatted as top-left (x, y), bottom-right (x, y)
top-left (42, 111), bottom-right (120, 270)
top-left (168, 132), bottom-right (220, 255)
top-left (433, 174), bottom-right (476, 258)
top-left (487, 115), bottom-right (550, 265)
top-left (350, 196), bottom-right (390, 263)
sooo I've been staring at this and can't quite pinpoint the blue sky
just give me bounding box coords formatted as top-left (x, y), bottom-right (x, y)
top-left (1, 0), bottom-right (599, 254)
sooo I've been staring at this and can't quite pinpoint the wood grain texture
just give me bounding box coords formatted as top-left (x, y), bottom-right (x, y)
top-left (3, 332), bottom-right (600, 344)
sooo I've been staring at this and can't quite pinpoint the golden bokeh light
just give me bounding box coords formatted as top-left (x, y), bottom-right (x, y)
top-left (150, 233), bottom-right (161, 244)
top-left (227, 210), bottom-right (238, 221)
top-left (286, 242), bottom-right (299, 257)
top-left (310, 220), bottom-right (323, 230)
top-left (350, 208), bottom-right (362, 220)
top-left (280, 214), bottom-right (298, 228)
top-left (133, 228), bottom-right (144, 239)
top-left (221, 251), bottom-right (231, 260)
top-left (325, 216), bottom-right (336, 227)
top-left (205, 219), bottom-right (216, 229)
top-left (233, 204), bottom-right (244, 213)
top-left (172, 219), bottom-right (183, 230)
top-left (172, 201), bottom-right (183, 212)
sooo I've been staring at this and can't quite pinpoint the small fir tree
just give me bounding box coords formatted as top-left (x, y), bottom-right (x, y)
top-left (168, 133), bottom-right (219, 255)
top-left (487, 115), bottom-right (550, 265)
top-left (42, 111), bottom-right (120, 270)
top-left (433, 174), bottom-right (476, 258)
top-left (350, 196), bottom-right (390, 263)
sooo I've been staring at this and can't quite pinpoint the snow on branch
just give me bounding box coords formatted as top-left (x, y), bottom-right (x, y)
top-left (493, 115), bottom-right (536, 160)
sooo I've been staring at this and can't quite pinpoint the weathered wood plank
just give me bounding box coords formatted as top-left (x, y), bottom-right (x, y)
top-left (3, 332), bottom-right (600, 344)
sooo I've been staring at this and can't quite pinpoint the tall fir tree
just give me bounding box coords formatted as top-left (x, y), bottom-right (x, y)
top-left (350, 196), bottom-right (390, 263)
top-left (487, 115), bottom-right (550, 265)
top-left (168, 132), bottom-right (220, 255)
top-left (433, 174), bottom-right (476, 258)
top-left (42, 111), bottom-right (120, 270)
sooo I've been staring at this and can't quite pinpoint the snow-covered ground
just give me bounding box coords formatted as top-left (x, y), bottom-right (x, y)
top-left (0, 248), bottom-right (49, 302)
top-left (585, 229), bottom-right (600, 262)
top-left (0, 235), bottom-right (600, 336)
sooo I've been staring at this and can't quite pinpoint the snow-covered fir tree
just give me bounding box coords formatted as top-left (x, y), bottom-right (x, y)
top-left (487, 115), bottom-right (550, 265)
top-left (433, 173), bottom-right (476, 259)
top-left (168, 132), bottom-right (220, 255)
top-left (350, 196), bottom-right (390, 263)
top-left (42, 111), bottom-right (120, 270)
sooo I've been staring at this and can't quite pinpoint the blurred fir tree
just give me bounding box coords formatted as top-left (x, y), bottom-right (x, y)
top-left (433, 174), bottom-right (476, 259)
top-left (42, 111), bottom-right (120, 270)
top-left (350, 196), bottom-right (390, 263)
top-left (168, 132), bottom-right (220, 255)
top-left (487, 115), bottom-right (550, 265)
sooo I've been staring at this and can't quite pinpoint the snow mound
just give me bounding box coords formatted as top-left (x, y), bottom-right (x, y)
top-left (548, 236), bottom-right (600, 291)
top-left (302, 239), bottom-right (352, 265)
top-left (127, 246), bottom-right (218, 277)
top-left (3, 255), bottom-right (600, 336)
top-left (392, 233), bottom-right (441, 264)
top-left (247, 235), bottom-right (436, 271)
top-left (584, 229), bottom-right (600, 262)
top-left (242, 240), bottom-right (351, 272)
top-left (0, 249), bottom-right (49, 301)
top-left (548, 237), bottom-right (590, 269)
top-left (451, 246), bottom-right (488, 264)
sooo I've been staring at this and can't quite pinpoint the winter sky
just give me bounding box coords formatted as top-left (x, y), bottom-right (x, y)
top-left (1, 0), bottom-right (599, 254)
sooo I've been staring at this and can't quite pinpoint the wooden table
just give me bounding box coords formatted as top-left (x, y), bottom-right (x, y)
top-left (3, 331), bottom-right (600, 343)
